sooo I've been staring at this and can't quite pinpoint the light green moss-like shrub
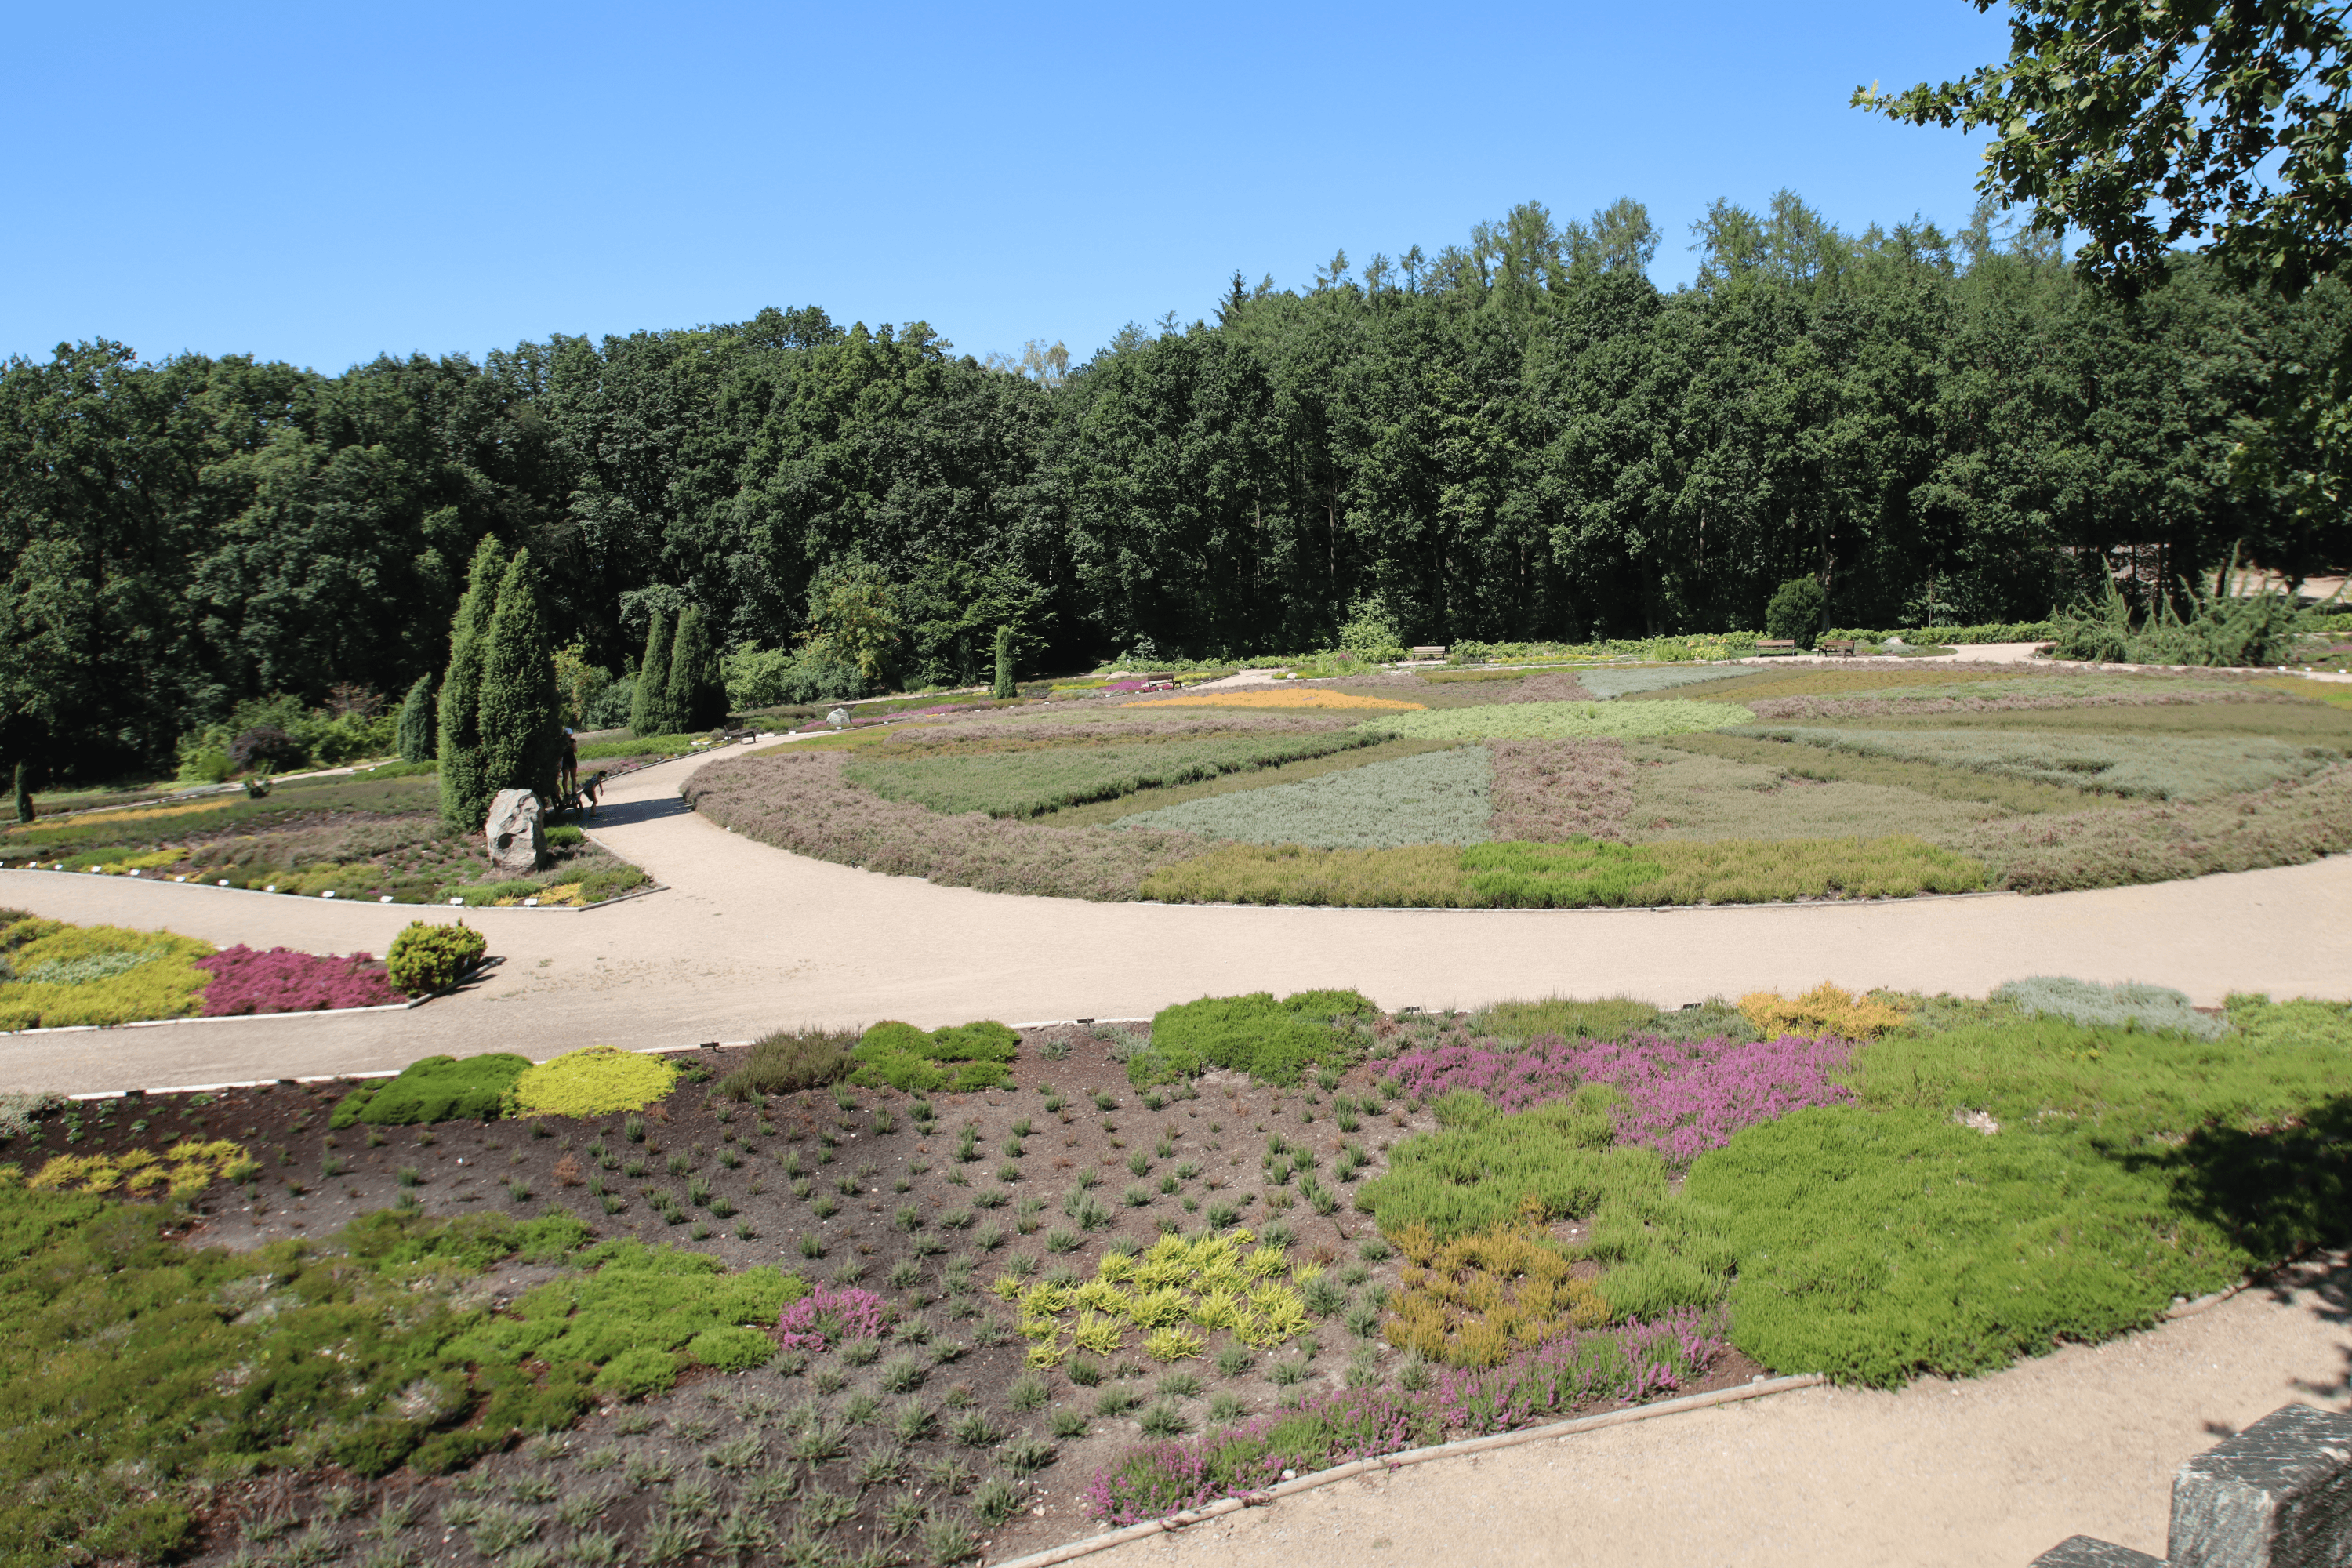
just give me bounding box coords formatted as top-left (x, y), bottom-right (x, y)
top-left (850, 1020), bottom-right (1020, 1093)
top-left (1471, 996), bottom-right (1661, 1043)
top-left (686, 1325), bottom-right (775, 1372)
top-left (385, 920), bottom-right (487, 993)
top-left (590, 1347), bottom-right (677, 1400)
top-left (1353, 1090), bottom-right (1657, 1238)
top-left (507, 1046), bottom-right (680, 1117)
top-left (350, 1054), bottom-right (532, 1125)
top-left (717, 1028), bottom-right (857, 1098)
top-left (1131, 989), bottom-right (1374, 1087)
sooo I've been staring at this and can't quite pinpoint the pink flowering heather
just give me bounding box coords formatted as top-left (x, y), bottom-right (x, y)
top-left (194, 946), bottom-right (401, 1017)
top-left (1083, 1309), bottom-right (1726, 1523)
top-left (775, 1286), bottom-right (887, 1351)
top-left (1391, 1032), bottom-right (1854, 1166)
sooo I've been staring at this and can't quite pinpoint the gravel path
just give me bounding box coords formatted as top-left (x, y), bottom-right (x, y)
top-left (1083, 1254), bottom-right (2352, 1568)
top-left (3, 741), bottom-right (2348, 1096)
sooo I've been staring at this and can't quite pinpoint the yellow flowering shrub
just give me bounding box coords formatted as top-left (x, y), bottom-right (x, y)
top-left (1382, 1221), bottom-right (1610, 1367)
top-left (24, 1139), bottom-right (252, 1200)
top-left (1737, 983), bottom-right (1910, 1040)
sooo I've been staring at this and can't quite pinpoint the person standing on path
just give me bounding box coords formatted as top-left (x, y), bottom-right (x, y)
top-left (560, 728), bottom-right (579, 799)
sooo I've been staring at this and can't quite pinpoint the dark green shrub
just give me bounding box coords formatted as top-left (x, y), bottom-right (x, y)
top-left (992, 624), bottom-right (1016, 700)
top-left (330, 1418), bottom-right (422, 1479)
top-left (718, 1028), bottom-right (858, 1098)
top-left (1134, 990), bottom-right (1374, 1087)
top-left (478, 549), bottom-right (564, 802)
top-left (386, 920), bottom-right (487, 994)
top-left (358, 1054), bottom-right (532, 1125)
top-left (544, 824), bottom-right (584, 848)
top-left (849, 1020), bottom-right (1019, 1094)
top-left (1764, 575), bottom-right (1825, 648)
top-left (667, 606), bottom-right (728, 732)
top-left (83, 1499), bottom-right (195, 1562)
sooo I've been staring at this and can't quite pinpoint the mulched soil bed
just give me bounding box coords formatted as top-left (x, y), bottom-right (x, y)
top-left (13, 1021), bottom-right (1760, 1565)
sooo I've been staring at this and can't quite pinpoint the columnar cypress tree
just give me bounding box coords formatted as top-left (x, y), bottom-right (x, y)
top-left (991, 624), bottom-right (1016, 699)
top-left (477, 548), bottom-right (564, 802)
top-left (666, 606), bottom-right (725, 731)
top-left (630, 609), bottom-right (675, 737)
top-left (396, 673), bottom-right (437, 763)
top-left (437, 535), bottom-right (507, 831)
top-left (12, 761), bottom-right (31, 824)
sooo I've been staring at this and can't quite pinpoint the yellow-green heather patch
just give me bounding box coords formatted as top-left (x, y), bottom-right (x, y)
top-left (0, 916), bottom-right (216, 1031)
top-left (1140, 834), bottom-right (1986, 907)
top-left (1370, 700), bottom-right (1751, 742)
top-left (507, 1046), bottom-right (681, 1118)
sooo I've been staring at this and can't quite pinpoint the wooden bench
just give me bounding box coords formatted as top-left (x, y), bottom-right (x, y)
top-left (1819, 639), bottom-right (1857, 658)
top-left (1409, 645), bottom-right (1448, 660)
top-left (1755, 639), bottom-right (1800, 657)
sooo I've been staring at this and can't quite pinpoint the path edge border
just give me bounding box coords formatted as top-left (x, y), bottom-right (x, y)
top-left (982, 1372), bottom-right (1828, 1568)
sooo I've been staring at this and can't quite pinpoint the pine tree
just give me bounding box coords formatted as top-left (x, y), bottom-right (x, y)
top-left (477, 548), bottom-right (564, 802)
top-left (396, 673), bottom-right (437, 763)
top-left (666, 605), bottom-right (725, 731)
top-left (992, 624), bottom-right (1016, 699)
top-left (630, 609), bottom-right (675, 737)
top-left (437, 536), bottom-right (507, 831)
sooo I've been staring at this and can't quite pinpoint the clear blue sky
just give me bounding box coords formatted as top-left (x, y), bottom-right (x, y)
top-left (7, 1), bottom-right (2011, 375)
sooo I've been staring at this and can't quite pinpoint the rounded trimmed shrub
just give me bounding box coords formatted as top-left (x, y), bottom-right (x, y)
top-left (386, 920), bottom-right (488, 994)
top-left (1764, 575), bottom-right (1826, 648)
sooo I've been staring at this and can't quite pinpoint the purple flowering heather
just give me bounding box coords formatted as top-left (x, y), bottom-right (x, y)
top-left (1391, 1032), bottom-right (1854, 1165)
top-left (775, 1286), bottom-right (887, 1350)
top-left (1083, 1309), bottom-right (1727, 1523)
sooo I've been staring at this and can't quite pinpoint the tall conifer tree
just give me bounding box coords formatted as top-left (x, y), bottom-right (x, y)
top-left (477, 548), bottom-right (564, 802)
top-left (666, 606), bottom-right (725, 731)
top-left (436, 536), bottom-right (506, 831)
top-left (630, 610), bottom-right (675, 737)
top-left (396, 673), bottom-right (437, 763)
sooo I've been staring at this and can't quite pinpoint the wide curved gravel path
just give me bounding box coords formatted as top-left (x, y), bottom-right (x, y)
top-left (3, 741), bottom-right (2348, 1096)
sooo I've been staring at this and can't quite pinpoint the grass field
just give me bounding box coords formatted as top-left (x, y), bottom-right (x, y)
top-left (688, 661), bottom-right (2352, 905)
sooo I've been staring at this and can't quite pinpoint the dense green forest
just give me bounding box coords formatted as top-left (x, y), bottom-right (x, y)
top-left (4, 192), bottom-right (2347, 779)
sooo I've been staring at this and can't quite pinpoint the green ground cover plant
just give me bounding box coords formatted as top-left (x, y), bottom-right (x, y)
top-left (1127, 989), bottom-right (1374, 1087)
top-left (851, 1019), bottom-right (1021, 1092)
top-left (332, 1053), bottom-right (533, 1127)
top-left (1141, 834), bottom-right (1986, 907)
top-left (1659, 732), bottom-right (2118, 814)
top-left (1575, 666), bottom-right (1758, 699)
top-left (1116, 747), bottom-right (1492, 848)
top-left (716, 1026), bottom-right (859, 1095)
top-left (0, 1196), bottom-right (597, 1566)
top-left (508, 1046), bottom-right (682, 1116)
top-left (844, 731), bottom-right (1386, 818)
top-left (1470, 996), bottom-right (1662, 1043)
top-left (1375, 699), bottom-right (1751, 742)
top-left (1726, 725), bottom-right (2336, 800)
top-left (1623, 745), bottom-right (2007, 843)
top-left (1037, 736), bottom-right (1459, 827)
top-left (0, 915), bottom-right (215, 1030)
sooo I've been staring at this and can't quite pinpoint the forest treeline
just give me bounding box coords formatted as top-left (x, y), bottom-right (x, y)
top-left (5, 192), bottom-right (2347, 778)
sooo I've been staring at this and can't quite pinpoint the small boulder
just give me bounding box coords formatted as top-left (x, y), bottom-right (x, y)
top-left (485, 789), bottom-right (545, 873)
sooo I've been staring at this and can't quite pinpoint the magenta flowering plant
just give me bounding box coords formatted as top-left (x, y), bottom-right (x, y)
top-left (194, 946), bottom-right (402, 1017)
top-left (775, 1286), bottom-right (888, 1351)
top-left (1391, 1033), bottom-right (1854, 1166)
top-left (1082, 1310), bottom-right (1727, 1523)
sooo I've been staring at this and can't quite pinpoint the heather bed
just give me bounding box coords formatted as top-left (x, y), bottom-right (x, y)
top-left (688, 666), bottom-right (2352, 906)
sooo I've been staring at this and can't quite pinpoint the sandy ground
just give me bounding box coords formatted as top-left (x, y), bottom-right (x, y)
top-left (5, 731), bottom-right (2350, 1096)
top-left (1082, 1256), bottom-right (2352, 1568)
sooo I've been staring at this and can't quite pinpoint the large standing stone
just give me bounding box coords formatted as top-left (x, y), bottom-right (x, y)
top-left (2170, 1404), bottom-right (2352, 1567)
top-left (2032, 1537), bottom-right (2165, 1567)
top-left (485, 789), bottom-right (545, 873)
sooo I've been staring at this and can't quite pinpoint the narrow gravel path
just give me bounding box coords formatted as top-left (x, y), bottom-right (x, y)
top-left (4, 743), bottom-right (2348, 1095)
top-left (1082, 1255), bottom-right (2352, 1568)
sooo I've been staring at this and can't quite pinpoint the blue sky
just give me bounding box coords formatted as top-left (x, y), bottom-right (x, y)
top-left (7, 1), bottom-right (2012, 374)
